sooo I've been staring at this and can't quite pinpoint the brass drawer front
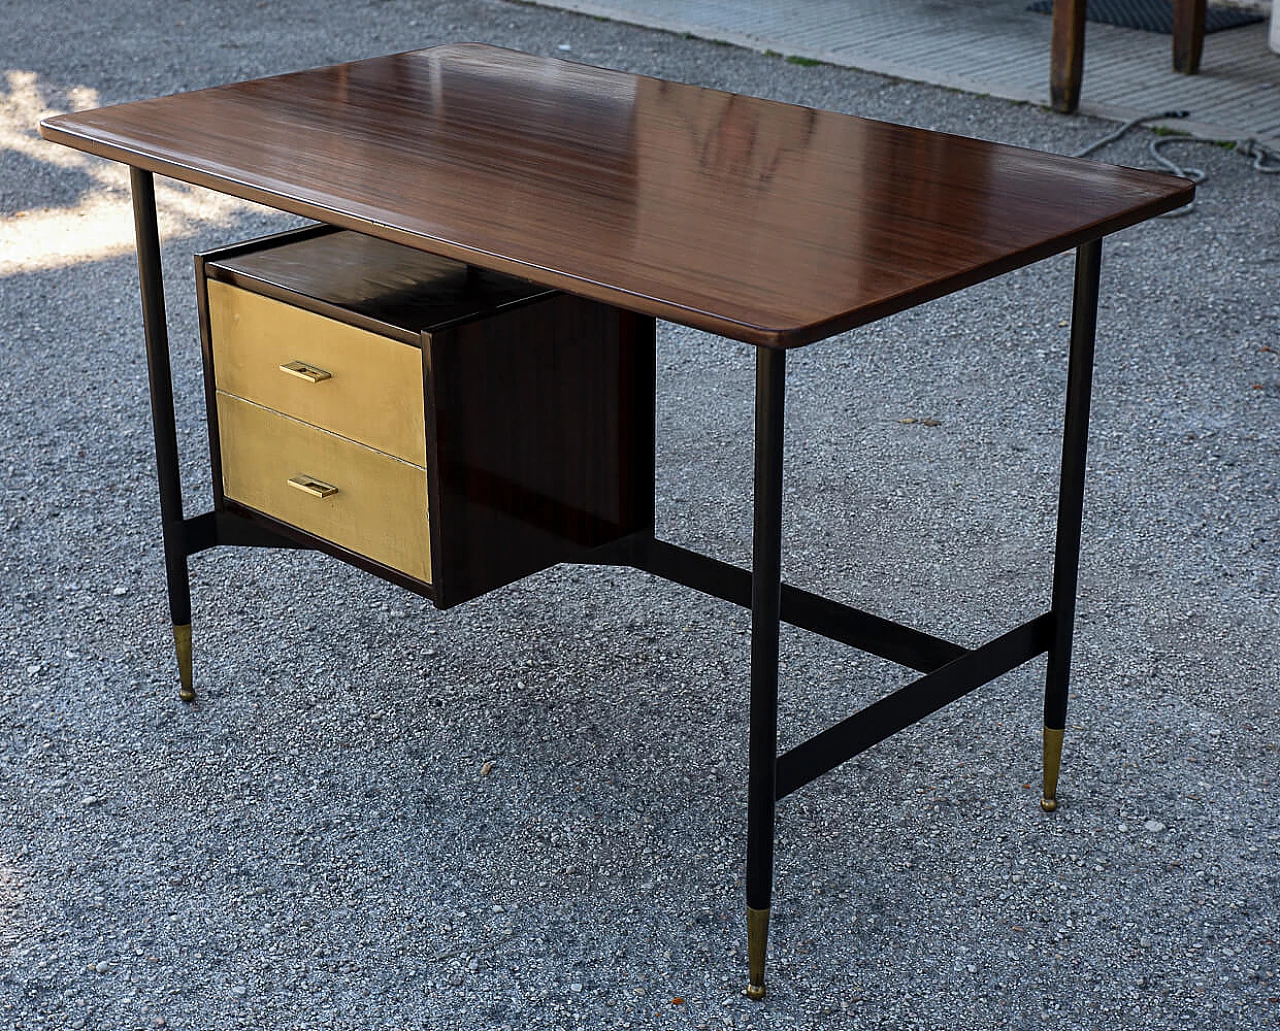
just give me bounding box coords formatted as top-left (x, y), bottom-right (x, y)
top-left (207, 279), bottom-right (427, 466)
top-left (218, 392), bottom-right (431, 584)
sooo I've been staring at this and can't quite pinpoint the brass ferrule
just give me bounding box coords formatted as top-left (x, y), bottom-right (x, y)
top-left (1041, 725), bottom-right (1064, 812)
top-left (173, 623), bottom-right (194, 703)
top-left (746, 906), bottom-right (770, 1000)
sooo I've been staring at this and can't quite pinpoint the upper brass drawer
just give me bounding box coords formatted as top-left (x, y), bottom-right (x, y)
top-left (207, 280), bottom-right (427, 466)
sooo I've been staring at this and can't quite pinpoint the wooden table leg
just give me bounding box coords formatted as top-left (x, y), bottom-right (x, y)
top-left (130, 167), bottom-right (195, 704)
top-left (1050, 0), bottom-right (1088, 113)
top-left (746, 345), bottom-right (785, 1000)
top-left (1173, 0), bottom-right (1207, 74)
top-left (1042, 239), bottom-right (1101, 813)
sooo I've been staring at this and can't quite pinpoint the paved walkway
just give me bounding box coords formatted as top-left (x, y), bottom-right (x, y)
top-left (531, 0), bottom-right (1280, 146)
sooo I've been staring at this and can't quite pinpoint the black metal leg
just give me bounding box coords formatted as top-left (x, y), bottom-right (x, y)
top-left (1042, 238), bottom-right (1102, 811)
top-left (130, 168), bottom-right (194, 703)
top-left (746, 345), bottom-right (785, 1000)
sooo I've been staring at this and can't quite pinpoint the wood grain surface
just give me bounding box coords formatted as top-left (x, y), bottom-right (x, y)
top-left (40, 44), bottom-right (1194, 347)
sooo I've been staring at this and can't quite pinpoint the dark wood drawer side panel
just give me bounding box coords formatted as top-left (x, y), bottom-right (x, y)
top-left (427, 297), bottom-right (655, 608)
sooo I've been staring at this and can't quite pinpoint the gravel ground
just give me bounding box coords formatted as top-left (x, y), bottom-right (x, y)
top-left (2, 1), bottom-right (1279, 1028)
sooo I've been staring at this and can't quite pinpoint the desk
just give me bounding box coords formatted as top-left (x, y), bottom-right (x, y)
top-left (39, 44), bottom-right (1193, 998)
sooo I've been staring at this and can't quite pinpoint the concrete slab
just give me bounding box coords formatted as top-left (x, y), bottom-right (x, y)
top-left (529, 0), bottom-right (1280, 147)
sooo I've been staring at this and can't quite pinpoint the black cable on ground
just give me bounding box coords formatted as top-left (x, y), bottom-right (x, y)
top-left (1071, 110), bottom-right (1280, 216)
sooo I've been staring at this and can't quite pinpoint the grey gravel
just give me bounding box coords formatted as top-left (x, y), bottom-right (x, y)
top-left (3, 1), bottom-right (1280, 1029)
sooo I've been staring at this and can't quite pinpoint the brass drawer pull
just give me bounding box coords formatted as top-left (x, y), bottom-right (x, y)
top-left (279, 359), bottom-right (332, 383)
top-left (287, 475), bottom-right (338, 498)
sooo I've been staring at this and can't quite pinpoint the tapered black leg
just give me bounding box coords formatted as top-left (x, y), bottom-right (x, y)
top-left (1043, 238), bottom-right (1102, 811)
top-left (130, 168), bottom-right (194, 702)
top-left (747, 345), bottom-right (785, 999)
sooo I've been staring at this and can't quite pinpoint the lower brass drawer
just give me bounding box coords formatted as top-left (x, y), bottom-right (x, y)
top-left (217, 392), bottom-right (431, 583)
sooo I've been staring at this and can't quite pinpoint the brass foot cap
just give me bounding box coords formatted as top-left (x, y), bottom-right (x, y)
top-left (173, 624), bottom-right (194, 703)
top-left (746, 983), bottom-right (766, 1001)
top-left (1040, 797), bottom-right (1058, 813)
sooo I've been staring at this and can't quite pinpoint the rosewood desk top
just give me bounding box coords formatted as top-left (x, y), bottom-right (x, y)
top-left (40, 43), bottom-right (1193, 347)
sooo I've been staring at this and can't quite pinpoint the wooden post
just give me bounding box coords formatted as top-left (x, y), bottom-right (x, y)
top-left (1172, 0), bottom-right (1207, 74)
top-left (1050, 0), bottom-right (1088, 113)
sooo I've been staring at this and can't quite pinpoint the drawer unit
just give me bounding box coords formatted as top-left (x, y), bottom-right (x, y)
top-left (197, 225), bottom-right (654, 607)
